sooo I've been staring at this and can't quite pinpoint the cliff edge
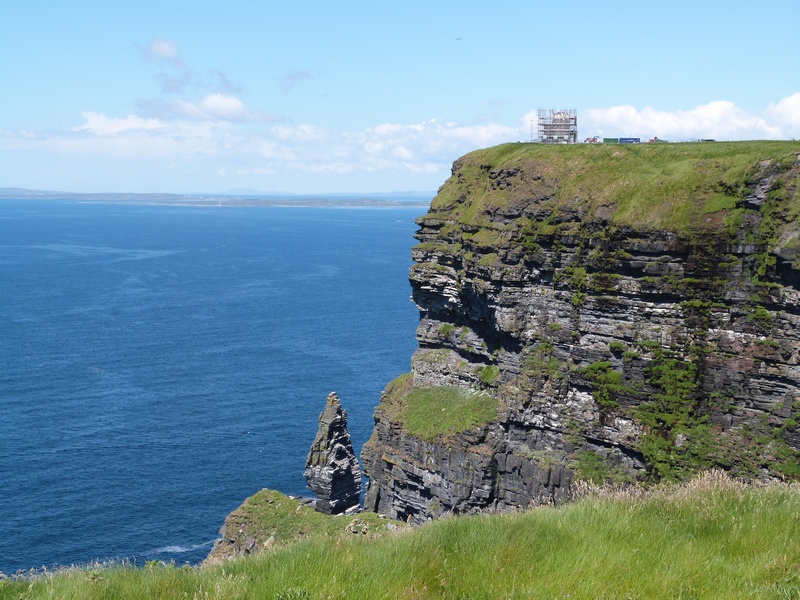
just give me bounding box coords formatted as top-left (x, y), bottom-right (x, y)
top-left (362, 140), bottom-right (800, 524)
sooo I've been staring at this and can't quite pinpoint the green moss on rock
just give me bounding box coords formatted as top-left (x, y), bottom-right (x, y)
top-left (379, 374), bottom-right (498, 442)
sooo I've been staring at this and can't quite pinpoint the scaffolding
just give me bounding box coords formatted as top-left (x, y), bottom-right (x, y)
top-left (537, 109), bottom-right (577, 144)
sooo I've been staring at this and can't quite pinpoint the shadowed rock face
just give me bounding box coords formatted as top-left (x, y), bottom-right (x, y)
top-left (305, 392), bottom-right (362, 515)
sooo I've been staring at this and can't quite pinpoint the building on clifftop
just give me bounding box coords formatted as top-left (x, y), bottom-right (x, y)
top-left (537, 108), bottom-right (578, 144)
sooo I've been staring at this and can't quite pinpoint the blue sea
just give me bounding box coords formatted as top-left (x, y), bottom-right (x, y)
top-left (0, 200), bottom-right (422, 574)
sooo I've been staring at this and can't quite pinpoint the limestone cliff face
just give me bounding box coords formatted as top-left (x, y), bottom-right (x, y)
top-left (362, 141), bottom-right (800, 524)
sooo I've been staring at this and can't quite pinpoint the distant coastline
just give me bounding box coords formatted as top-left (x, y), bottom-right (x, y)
top-left (0, 187), bottom-right (433, 208)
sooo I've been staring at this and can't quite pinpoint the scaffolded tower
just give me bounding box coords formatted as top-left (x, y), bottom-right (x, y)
top-left (537, 109), bottom-right (578, 144)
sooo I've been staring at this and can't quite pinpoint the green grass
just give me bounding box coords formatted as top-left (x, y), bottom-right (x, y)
top-left (6, 472), bottom-right (800, 599)
top-left (203, 490), bottom-right (400, 564)
top-left (438, 323), bottom-right (457, 336)
top-left (396, 387), bottom-right (498, 442)
top-left (379, 373), bottom-right (499, 442)
top-left (475, 364), bottom-right (500, 385)
top-left (428, 141), bottom-right (800, 235)
top-left (702, 193), bottom-right (738, 214)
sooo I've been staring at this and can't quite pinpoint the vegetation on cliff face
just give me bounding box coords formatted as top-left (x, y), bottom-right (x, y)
top-left (364, 140), bottom-right (800, 520)
top-left (376, 373), bottom-right (499, 443)
top-left (5, 473), bottom-right (800, 599)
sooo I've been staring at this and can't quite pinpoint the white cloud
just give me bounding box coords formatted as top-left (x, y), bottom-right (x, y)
top-left (361, 118), bottom-right (517, 159)
top-left (146, 38), bottom-right (181, 62)
top-left (0, 128), bottom-right (46, 141)
top-left (75, 112), bottom-right (165, 135)
top-left (765, 93), bottom-right (800, 133)
top-left (145, 94), bottom-right (271, 123)
top-left (272, 123), bottom-right (329, 141)
top-left (136, 39), bottom-right (268, 123)
top-left (393, 145), bottom-right (413, 160)
top-left (224, 118), bottom-right (516, 180)
top-left (579, 100), bottom-right (789, 140)
top-left (143, 38), bottom-right (243, 98)
top-left (439, 121), bottom-right (518, 143)
top-left (202, 94), bottom-right (246, 120)
top-left (142, 38), bottom-right (194, 93)
top-left (7, 93), bottom-right (800, 193)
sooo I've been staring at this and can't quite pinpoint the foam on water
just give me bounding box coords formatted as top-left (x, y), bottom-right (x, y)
top-left (143, 540), bottom-right (216, 557)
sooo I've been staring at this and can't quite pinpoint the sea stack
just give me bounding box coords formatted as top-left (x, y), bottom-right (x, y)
top-left (304, 392), bottom-right (362, 515)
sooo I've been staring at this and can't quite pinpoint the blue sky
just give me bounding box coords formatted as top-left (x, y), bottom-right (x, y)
top-left (2, 0), bottom-right (799, 194)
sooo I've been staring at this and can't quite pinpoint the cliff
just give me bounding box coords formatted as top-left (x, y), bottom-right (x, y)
top-left (362, 140), bottom-right (800, 524)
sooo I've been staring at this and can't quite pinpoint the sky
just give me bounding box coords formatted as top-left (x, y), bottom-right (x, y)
top-left (2, 0), bottom-right (799, 195)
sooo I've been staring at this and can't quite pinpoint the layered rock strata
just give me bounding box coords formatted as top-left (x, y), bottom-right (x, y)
top-left (363, 141), bottom-right (800, 524)
top-left (305, 392), bottom-right (362, 515)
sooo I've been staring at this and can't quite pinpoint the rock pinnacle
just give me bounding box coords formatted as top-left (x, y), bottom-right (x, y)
top-left (304, 392), bottom-right (362, 514)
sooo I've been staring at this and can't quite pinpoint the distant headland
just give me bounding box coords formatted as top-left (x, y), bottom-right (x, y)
top-left (0, 187), bottom-right (433, 208)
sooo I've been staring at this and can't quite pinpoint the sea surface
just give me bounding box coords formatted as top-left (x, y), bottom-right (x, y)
top-left (0, 200), bottom-right (423, 573)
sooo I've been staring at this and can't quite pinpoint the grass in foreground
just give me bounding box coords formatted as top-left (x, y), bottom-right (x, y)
top-left (4, 471), bottom-right (800, 599)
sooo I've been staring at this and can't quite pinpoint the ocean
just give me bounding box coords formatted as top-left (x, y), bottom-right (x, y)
top-left (0, 200), bottom-right (423, 573)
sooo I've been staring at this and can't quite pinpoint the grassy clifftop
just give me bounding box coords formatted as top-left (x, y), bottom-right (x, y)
top-left (4, 473), bottom-right (800, 599)
top-left (429, 141), bottom-right (800, 236)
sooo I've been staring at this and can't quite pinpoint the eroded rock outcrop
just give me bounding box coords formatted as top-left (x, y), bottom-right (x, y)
top-left (305, 392), bottom-right (361, 514)
top-left (363, 141), bottom-right (800, 524)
